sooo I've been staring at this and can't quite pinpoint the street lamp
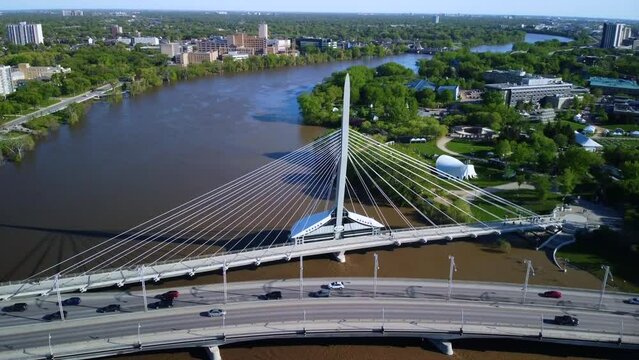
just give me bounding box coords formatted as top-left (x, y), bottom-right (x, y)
top-left (598, 265), bottom-right (613, 310)
top-left (522, 259), bottom-right (535, 304)
top-left (138, 266), bottom-right (148, 312)
top-left (373, 253), bottom-right (379, 298)
top-left (447, 255), bottom-right (457, 300)
top-left (54, 273), bottom-right (65, 321)
top-left (299, 255), bottom-right (304, 300)
top-left (223, 262), bottom-right (228, 304)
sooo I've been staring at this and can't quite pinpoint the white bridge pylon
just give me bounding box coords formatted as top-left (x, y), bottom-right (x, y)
top-left (0, 75), bottom-right (563, 299)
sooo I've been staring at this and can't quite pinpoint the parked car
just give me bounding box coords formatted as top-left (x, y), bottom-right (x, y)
top-left (541, 290), bottom-right (562, 299)
top-left (96, 304), bottom-right (121, 313)
top-left (625, 297), bottom-right (639, 305)
top-left (1, 303), bottom-right (27, 312)
top-left (554, 315), bottom-right (579, 326)
top-left (259, 291), bottom-right (282, 300)
top-left (43, 310), bottom-right (68, 321)
top-left (207, 308), bottom-right (226, 317)
top-left (148, 300), bottom-right (173, 309)
top-left (326, 281), bottom-right (345, 290)
top-left (311, 289), bottom-right (331, 298)
top-left (156, 290), bottom-right (179, 301)
top-left (59, 297), bottom-right (81, 306)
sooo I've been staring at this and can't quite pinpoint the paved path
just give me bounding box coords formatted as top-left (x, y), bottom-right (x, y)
top-left (436, 136), bottom-right (459, 155)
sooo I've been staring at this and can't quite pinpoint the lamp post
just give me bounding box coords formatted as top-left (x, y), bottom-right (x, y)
top-left (447, 255), bottom-right (457, 300)
top-left (54, 273), bottom-right (65, 321)
top-left (373, 253), bottom-right (379, 298)
top-left (522, 260), bottom-right (535, 304)
top-left (48, 333), bottom-right (53, 357)
top-left (223, 262), bottom-right (228, 304)
top-left (598, 265), bottom-right (613, 310)
top-left (138, 266), bottom-right (148, 312)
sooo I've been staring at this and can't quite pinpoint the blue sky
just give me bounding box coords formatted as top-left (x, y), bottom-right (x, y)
top-left (1, 0), bottom-right (638, 20)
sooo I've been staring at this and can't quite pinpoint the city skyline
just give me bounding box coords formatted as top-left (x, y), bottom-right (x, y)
top-left (1, 0), bottom-right (638, 21)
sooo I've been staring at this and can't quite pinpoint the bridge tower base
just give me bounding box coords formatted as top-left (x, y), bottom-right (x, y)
top-left (205, 346), bottom-right (222, 360)
top-left (427, 339), bottom-right (453, 356)
top-left (333, 250), bottom-right (346, 263)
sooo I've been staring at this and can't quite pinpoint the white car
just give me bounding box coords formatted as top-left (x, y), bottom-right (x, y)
top-left (207, 308), bottom-right (226, 317)
top-left (627, 297), bottom-right (639, 305)
top-left (326, 281), bottom-right (345, 290)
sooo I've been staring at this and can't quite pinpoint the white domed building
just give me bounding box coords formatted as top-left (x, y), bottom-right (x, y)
top-left (435, 155), bottom-right (478, 180)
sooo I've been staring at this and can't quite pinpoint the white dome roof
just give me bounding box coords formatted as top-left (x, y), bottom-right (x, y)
top-left (435, 155), bottom-right (478, 180)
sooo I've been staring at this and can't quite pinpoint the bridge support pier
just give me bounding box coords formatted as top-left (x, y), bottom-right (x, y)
top-left (427, 339), bottom-right (453, 356)
top-left (204, 346), bottom-right (222, 360)
top-left (333, 250), bottom-right (346, 263)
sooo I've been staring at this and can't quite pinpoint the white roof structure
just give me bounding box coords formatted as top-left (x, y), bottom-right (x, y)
top-left (435, 155), bottom-right (477, 180)
top-left (583, 125), bottom-right (597, 134)
top-left (574, 131), bottom-right (603, 152)
top-left (290, 208), bottom-right (384, 242)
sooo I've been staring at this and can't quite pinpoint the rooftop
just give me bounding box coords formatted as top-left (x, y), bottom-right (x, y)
top-left (589, 77), bottom-right (639, 91)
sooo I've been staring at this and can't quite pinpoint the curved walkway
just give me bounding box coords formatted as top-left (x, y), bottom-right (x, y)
top-left (436, 136), bottom-right (459, 155)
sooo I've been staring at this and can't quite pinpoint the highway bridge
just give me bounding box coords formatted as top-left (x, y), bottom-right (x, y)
top-left (0, 278), bottom-right (637, 359)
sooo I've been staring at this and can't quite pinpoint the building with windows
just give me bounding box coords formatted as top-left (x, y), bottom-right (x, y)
top-left (601, 23), bottom-right (632, 48)
top-left (589, 77), bottom-right (639, 96)
top-left (485, 79), bottom-right (573, 108)
top-left (62, 10), bottom-right (83, 16)
top-left (296, 37), bottom-right (338, 51)
top-left (258, 23), bottom-right (268, 39)
top-left (0, 66), bottom-right (15, 96)
top-left (160, 43), bottom-right (181, 58)
top-left (133, 37), bottom-right (160, 46)
top-left (175, 51), bottom-right (218, 67)
top-left (13, 63), bottom-right (71, 81)
top-left (6, 22), bottom-right (44, 45)
top-left (111, 25), bottom-right (123, 38)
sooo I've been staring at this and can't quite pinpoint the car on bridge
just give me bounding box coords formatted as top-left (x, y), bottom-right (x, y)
top-left (554, 315), bottom-right (579, 326)
top-left (325, 281), bottom-right (345, 290)
top-left (626, 297), bottom-right (639, 305)
top-left (259, 291), bottom-right (282, 300)
top-left (540, 290), bottom-right (562, 299)
top-left (1, 303), bottom-right (27, 312)
top-left (207, 308), bottom-right (226, 317)
top-left (59, 297), bottom-right (81, 306)
top-left (43, 310), bottom-right (68, 321)
top-left (310, 289), bottom-right (331, 298)
top-left (156, 290), bottom-right (180, 301)
top-left (96, 304), bottom-right (121, 313)
top-left (148, 300), bottom-right (173, 309)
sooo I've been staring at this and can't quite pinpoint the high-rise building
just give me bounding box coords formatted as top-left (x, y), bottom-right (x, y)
top-left (0, 65), bottom-right (15, 96)
top-left (62, 10), bottom-right (83, 16)
top-left (6, 22), bottom-right (44, 45)
top-left (434, 15), bottom-right (440, 24)
top-left (160, 43), bottom-right (181, 58)
top-left (601, 23), bottom-right (632, 48)
top-left (111, 25), bottom-right (123, 38)
top-left (258, 23), bottom-right (268, 39)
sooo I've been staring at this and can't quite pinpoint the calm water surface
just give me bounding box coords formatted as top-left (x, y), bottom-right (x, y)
top-left (471, 32), bottom-right (574, 53)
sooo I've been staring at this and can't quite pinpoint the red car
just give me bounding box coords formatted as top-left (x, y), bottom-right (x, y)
top-left (541, 290), bottom-right (562, 299)
top-left (156, 290), bottom-right (179, 301)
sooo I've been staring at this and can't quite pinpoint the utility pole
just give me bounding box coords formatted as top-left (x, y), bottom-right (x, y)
top-left (598, 265), bottom-right (613, 310)
top-left (137, 323), bottom-right (142, 348)
top-left (138, 266), bottom-right (148, 312)
top-left (299, 255), bottom-right (304, 300)
top-left (447, 255), bottom-right (457, 300)
top-left (54, 273), bottom-right (65, 321)
top-left (373, 253), bottom-right (379, 298)
top-left (522, 259), bottom-right (535, 304)
top-left (48, 333), bottom-right (53, 358)
top-left (223, 262), bottom-right (228, 304)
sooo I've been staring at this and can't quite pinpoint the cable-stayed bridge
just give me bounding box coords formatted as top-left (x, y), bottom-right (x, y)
top-left (0, 74), bottom-right (562, 300)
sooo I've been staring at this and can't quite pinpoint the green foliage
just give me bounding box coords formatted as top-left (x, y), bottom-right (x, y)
top-left (531, 174), bottom-right (551, 201)
top-left (0, 134), bottom-right (35, 162)
top-left (496, 238), bottom-right (512, 254)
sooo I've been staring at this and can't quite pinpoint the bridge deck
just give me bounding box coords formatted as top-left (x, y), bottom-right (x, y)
top-left (0, 216), bottom-right (560, 299)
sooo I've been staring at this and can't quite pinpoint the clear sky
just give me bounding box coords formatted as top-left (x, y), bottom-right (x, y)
top-left (1, 0), bottom-right (638, 20)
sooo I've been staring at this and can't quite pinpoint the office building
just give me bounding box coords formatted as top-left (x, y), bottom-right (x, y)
top-left (175, 51), bottom-right (218, 67)
top-left (62, 10), bottom-right (83, 16)
top-left (161, 43), bottom-right (181, 57)
top-left (13, 63), bottom-right (71, 81)
top-left (434, 15), bottom-right (440, 24)
top-left (601, 23), bottom-right (632, 48)
top-left (111, 25), bottom-right (123, 38)
top-left (485, 79), bottom-right (573, 107)
top-left (0, 66), bottom-right (14, 96)
top-left (227, 33), bottom-right (267, 54)
top-left (296, 37), bottom-right (338, 51)
top-left (259, 23), bottom-right (268, 39)
top-left (589, 77), bottom-right (639, 96)
top-left (6, 22), bottom-right (44, 45)
top-left (133, 37), bottom-right (160, 46)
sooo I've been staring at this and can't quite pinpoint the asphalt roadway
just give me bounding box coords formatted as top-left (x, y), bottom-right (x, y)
top-left (0, 278), bottom-right (637, 353)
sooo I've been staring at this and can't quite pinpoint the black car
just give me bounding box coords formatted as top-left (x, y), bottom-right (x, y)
top-left (43, 310), bottom-right (68, 321)
top-left (59, 297), bottom-right (81, 306)
top-left (554, 315), bottom-right (579, 326)
top-left (96, 304), bottom-right (121, 313)
top-left (2, 303), bottom-right (27, 312)
top-left (259, 291), bottom-right (282, 300)
top-left (148, 300), bottom-right (173, 309)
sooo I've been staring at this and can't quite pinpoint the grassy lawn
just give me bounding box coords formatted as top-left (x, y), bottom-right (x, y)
top-left (557, 238), bottom-right (639, 293)
top-left (469, 164), bottom-right (511, 188)
top-left (446, 139), bottom-right (495, 156)
top-left (393, 139), bottom-right (444, 159)
top-left (595, 137), bottom-right (639, 148)
top-left (558, 120), bottom-right (587, 132)
top-left (471, 189), bottom-right (561, 221)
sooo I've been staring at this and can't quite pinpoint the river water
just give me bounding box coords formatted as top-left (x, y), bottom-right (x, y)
top-left (0, 49), bottom-right (607, 360)
top-left (471, 33), bottom-right (574, 53)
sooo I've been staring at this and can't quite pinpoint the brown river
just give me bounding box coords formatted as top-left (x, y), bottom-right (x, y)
top-left (0, 54), bottom-right (621, 359)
